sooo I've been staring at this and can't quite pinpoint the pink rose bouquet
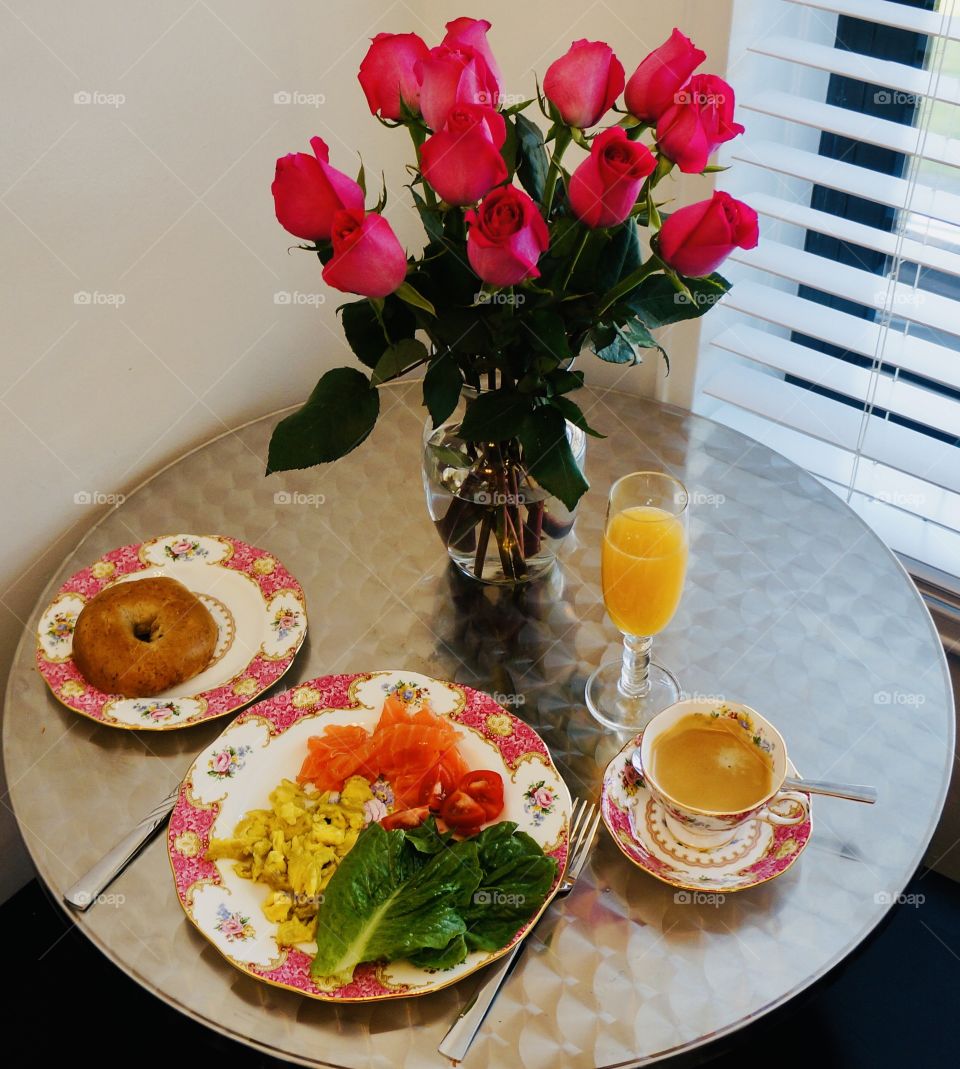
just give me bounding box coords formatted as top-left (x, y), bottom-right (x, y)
top-left (268, 17), bottom-right (755, 579)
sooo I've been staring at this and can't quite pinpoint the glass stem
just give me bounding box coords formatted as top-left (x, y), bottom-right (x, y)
top-left (618, 634), bottom-right (653, 697)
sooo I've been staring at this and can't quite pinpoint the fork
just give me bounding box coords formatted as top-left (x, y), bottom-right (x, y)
top-left (438, 798), bottom-right (602, 1062)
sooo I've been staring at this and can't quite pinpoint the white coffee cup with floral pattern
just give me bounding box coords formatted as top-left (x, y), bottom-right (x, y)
top-left (636, 699), bottom-right (806, 849)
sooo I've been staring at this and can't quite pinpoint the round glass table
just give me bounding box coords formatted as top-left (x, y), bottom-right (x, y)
top-left (4, 382), bottom-right (954, 1068)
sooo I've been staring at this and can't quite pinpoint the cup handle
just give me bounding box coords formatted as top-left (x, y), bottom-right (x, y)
top-left (763, 790), bottom-right (809, 826)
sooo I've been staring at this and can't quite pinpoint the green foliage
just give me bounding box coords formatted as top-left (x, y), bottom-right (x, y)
top-left (266, 368), bottom-right (379, 473)
top-left (514, 113), bottom-right (549, 202)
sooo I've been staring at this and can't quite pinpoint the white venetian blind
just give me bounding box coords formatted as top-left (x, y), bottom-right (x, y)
top-left (694, 0), bottom-right (960, 584)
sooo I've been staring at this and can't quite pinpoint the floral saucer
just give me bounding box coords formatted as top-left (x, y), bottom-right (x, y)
top-left (168, 670), bottom-right (571, 1001)
top-left (35, 534), bottom-right (307, 730)
top-left (601, 732), bottom-right (812, 892)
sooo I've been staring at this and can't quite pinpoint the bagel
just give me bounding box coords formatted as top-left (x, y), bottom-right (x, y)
top-left (72, 575), bottom-right (218, 698)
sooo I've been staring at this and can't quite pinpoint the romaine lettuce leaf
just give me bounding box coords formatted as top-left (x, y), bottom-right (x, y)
top-left (310, 822), bottom-right (481, 985)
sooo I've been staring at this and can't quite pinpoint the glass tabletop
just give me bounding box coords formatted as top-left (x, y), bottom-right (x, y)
top-left (3, 382), bottom-right (953, 1068)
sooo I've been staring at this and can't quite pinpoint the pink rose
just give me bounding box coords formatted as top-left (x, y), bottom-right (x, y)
top-left (465, 186), bottom-right (550, 286)
top-left (624, 28), bottom-right (706, 123)
top-left (358, 32), bottom-right (430, 120)
top-left (420, 103), bottom-right (508, 205)
top-left (441, 17), bottom-right (503, 104)
top-left (213, 751), bottom-right (232, 773)
top-left (221, 916), bottom-right (243, 937)
top-left (543, 40), bottom-right (624, 128)
top-left (656, 75), bottom-right (744, 173)
top-left (171, 539), bottom-right (192, 554)
top-left (657, 191), bottom-right (759, 276)
top-left (271, 136), bottom-right (364, 242)
top-left (533, 786), bottom-right (554, 808)
top-left (322, 210), bottom-right (408, 297)
top-left (568, 127), bottom-right (657, 228)
top-left (416, 44), bottom-right (500, 131)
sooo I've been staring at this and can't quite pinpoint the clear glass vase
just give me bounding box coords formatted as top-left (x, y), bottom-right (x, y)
top-left (421, 395), bottom-right (587, 586)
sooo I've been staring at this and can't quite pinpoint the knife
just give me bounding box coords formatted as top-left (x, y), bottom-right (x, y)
top-left (63, 783), bottom-right (181, 911)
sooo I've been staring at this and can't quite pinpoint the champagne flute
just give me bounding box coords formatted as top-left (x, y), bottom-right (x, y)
top-left (585, 471), bottom-right (689, 731)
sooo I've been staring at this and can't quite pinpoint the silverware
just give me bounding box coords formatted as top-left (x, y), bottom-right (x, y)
top-left (438, 797), bottom-right (601, 1063)
top-left (780, 774), bottom-right (877, 804)
top-left (63, 783), bottom-right (180, 910)
top-left (629, 750), bottom-right (877, 805)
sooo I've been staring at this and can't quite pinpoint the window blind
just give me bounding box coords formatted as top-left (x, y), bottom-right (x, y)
top-left (694, 0), bottom-right (960, 584)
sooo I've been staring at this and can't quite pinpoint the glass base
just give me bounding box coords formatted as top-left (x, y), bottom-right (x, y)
top-left (585, 659), bottom-right (681, 732)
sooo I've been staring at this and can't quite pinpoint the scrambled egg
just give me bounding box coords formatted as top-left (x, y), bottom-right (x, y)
top-left (206, 775), bottom-right (373, 945)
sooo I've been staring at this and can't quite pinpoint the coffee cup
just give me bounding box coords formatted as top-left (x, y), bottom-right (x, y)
top-left (636, 698), bottom-right (807, 849)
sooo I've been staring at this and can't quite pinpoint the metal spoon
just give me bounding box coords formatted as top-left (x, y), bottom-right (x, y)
top-left (629, 750), bottom-right (877, 804)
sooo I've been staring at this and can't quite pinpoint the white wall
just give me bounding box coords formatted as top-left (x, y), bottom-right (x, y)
top-left (0, 0), bottom-right (734, 901)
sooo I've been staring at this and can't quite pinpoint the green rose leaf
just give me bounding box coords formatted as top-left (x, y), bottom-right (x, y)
top-left (422, 353), bottom-right (463, 427)
top-left (371, 337), bottom-right (428, 385)
top-left (547, 368), bottom-right (585, 395)
top-left (340, 298), bottom-right (415, 369)
top-left (522, 307), bottom-right (572, 362)
top-left (549, 395), bottom-right (606, 438)
top-left (266, 367), bottom-right (379, 473)
top-left (625, 272), bottom-right (730, 328)
top-left (518, 405), bottom-right (589, 511)
top-left (458, 390), bottom-right (532, 442)
top-left (409, 186), bottom-right (444, 243)
top-left (596, 221), bottom-right (641, 294)
top-left (395, 281), bottom-right (437, 317)
top-left (592, 324), bottom-right (636, 364)
top-left (515, 113), bottom-right (549, 203)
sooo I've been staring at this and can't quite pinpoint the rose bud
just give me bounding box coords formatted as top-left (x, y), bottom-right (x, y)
top-left (657, 191), bottom-right (759, 277)
top-left (624, 28), bottom-right (706, 124)
top-left (543, 39), bottom-right (625, 128)
top-left (568, 127), bottom-right (657, 228)
top-left (322, 209), bottom-right (408, 297)
top-left (271, 137), bottom-right (365, 242)
top-left (416, 44), bottom-right (500, 131)
top-left (421, 103), bottom-right (508, 205)
top-left (465, 185), bottom-right (550, 286)
top-left (656, 74), bottom-right (744, 173)
top-left (358, 32), bottom-right (430, 120)
top-left (441, 17), bottom-right (503, 105)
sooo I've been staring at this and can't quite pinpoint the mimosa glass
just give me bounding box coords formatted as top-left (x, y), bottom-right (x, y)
top-left (585, 471), bottom-right (689, 731)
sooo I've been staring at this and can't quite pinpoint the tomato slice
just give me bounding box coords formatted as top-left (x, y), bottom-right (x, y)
top-left (458, 770), bottom-right (504, 821)
top-left (381, 806), bottom-right (430, 831)
top-left (441, 789), bottom-right (486, 830)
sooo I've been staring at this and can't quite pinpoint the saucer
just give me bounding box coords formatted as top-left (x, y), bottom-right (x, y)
top-left (601, 732), bottom-right (812, 892)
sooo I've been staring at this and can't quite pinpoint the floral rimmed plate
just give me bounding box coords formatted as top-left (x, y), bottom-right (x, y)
top-left (601, 732), bottom-right (812, 893)
top-left (35, 534), bottom-right (307, 730)
top-left (167, 670), bottom-right (571, 1002)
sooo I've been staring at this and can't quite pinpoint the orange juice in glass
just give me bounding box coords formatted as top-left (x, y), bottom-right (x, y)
top-left (586, 473), bottom-right (689, 731)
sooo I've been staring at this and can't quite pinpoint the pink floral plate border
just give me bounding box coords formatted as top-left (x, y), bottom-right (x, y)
top-left (601, 731), bottom-right (813, 893)
top-left (167, 670), bottom-right (571, 1002)
top-left (35, 534), bottom-right (307, 730)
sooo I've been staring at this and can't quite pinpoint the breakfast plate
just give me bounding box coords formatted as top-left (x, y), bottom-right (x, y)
top-left (602, 731), bottom-right (812, 893)
top-left (35, 534), bottom-right (307, 730)
top-left (167, 670), bottom-right (571, 1001)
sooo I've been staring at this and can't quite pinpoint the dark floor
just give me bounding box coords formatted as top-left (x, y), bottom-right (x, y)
top-left (7, 866), bottom-right (960, 1067)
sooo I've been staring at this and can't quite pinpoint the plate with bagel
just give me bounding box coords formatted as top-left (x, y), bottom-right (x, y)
top-left (35, 533), bottom-right (307, 730)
